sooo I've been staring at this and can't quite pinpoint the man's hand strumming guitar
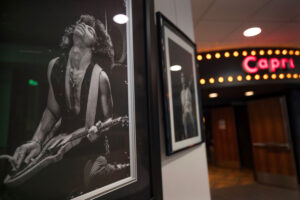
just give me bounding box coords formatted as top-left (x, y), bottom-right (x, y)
top-left (13, 141), bottom-right (41, 170)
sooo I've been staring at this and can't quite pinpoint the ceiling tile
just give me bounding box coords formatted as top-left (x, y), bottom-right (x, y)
top-left (191, 0), bottom-right (300, 51)
top-left (202, 0), bottom-right (270, 21)
top-left (195, 21), bottom-right (241, 42)
top-left (191, 0), bottom-right (214, 23)
top-left (251, 0), bottom-right (300, 22)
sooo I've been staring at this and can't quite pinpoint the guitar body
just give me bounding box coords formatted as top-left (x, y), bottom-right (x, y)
top-left (4, 133), bottom-right (83, 187)
top-left (3, 116), bottom-right (129, 189)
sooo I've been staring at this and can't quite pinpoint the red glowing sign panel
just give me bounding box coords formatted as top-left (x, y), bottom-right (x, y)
top-left (242, 55), bottom-right (295, 73)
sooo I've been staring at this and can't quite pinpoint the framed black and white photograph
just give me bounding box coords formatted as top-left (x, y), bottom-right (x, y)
top-left (157, 13), bottom-right (204, 155)
top-left (0, 0), bottom-right (162, 199)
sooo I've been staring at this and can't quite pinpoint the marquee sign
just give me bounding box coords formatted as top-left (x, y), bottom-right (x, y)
top-left (243, 55), bottom-right (295, 74)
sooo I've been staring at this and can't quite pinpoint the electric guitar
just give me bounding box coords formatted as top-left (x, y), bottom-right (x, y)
top-left (1, 115), bottom-right (129, 187)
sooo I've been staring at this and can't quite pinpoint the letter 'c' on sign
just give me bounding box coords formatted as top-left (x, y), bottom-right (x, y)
top-left (243, 56), bottom-right (258, 73)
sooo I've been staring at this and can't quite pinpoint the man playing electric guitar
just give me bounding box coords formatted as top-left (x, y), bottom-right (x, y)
top-left (3, 15), bottom-right (126, 199)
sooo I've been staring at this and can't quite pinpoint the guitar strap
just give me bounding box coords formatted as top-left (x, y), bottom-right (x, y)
top-left (85, 65), bottom-right (102, 128)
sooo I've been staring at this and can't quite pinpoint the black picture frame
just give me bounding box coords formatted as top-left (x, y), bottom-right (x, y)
top-left (157, 12), bottom-right (204, 155)
top-left (0, 0), bottom-right (162, 199)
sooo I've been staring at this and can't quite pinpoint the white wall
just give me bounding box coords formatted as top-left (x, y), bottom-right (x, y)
top-left (154, 0), bottom-right (211, 199)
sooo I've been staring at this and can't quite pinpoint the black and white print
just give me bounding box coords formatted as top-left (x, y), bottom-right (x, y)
top-left (0, 0), bottom-right (136, 199)
top-left (158, 13), bottom-right (203, 155)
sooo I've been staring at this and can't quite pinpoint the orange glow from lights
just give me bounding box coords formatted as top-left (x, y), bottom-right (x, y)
top-left (271, 74), bottom-right (277, 79)
top-left (259, 50), bottom-right (265, 55)
top-left (237, 75), bottom-right (243, 82)
top-left (286, 73), bottom-right (292, 79)
top-left (227, 76), bottom-right (233, 82)
top-left (251, 50), bottom-right (256, 56)
top-left (275, 49), bottom-right (280, 55)
top-left (218, 76), bottom-right (224, 83)
top-left (267, 50), bottom-right (273, 55)
top-left (215, 53), bottom-right (221, 59)
top-left (295, 50), bottom-right (300, 56)
top-left (209, 78), bottom-right (215, 84)
top-left (206, 53), bottom-right (212, 60)
top-left (200, 79), bottom-right (205, 85)
top-left (263, 74), bottom-right (269, 80)
top-left (242, 51), bottom-right (248, 56)
top-left (246, 75), bottom-right (252, 81)
top-left (224, 52), bottom-right (230, 57)
top-left (279, 74), bottom-right (284, 79)
top-left (233, 51), bottom-right (239, 57)
top-left (254, 74), bottom-right (260, 80)
top-left (282, 49), bottom-right (287, 55)
top-left (197, 55), bottom-right (203, 61)
top-left (289, 50), bottom-right (294, 55)
top-left (293, 73), bottom-right (298, 79)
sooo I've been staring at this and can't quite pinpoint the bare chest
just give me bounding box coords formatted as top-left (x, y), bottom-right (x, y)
top-left (65, 67), bottom-right (86, 114)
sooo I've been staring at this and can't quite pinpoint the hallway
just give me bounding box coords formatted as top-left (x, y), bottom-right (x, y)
top-left (209, 166), bottom-right (300, 200)
top-left (211, 183), bottom-right (300, 200)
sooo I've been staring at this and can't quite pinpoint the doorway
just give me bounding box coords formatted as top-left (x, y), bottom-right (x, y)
top-left (206, 96), bottom-right (298, 190)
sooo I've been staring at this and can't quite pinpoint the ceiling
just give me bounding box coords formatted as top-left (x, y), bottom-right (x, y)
top-left (191, 0), bottom-right (300, 52)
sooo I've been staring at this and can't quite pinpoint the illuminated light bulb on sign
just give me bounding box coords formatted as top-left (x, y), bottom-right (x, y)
top-left (267, 50), bottom-right (273, 55)
top-left (275, 49), bottom-right (280, 55)
top-left (227, 76), bottom-right (233, 82)
top-left (293, 73), bottom-right (298, 79)
top-left (263, 74), bottom-right (269, 80)
top-left (295, 50), bottom-right (300, 56)
top-left (170, 65), bottom-right (182, 71)
top-left (218, 76), bottom-right (224, 83)
top-left (208, 93), bottom-right (218, 98)
top-left (246, 75), bottom-right (252, 81)
top-left (279, 74), bottom-right (284, 79)
top-left (242, 51), bottom-right (248, 56)
top-left (215, 53), bottom-right (221, 59)
top-left (282, 49), bottom-right (287, 55)
top-left (237, 75), bottom-right (243, 82)
top-left (289, 50), bottom-right (294, 55)
top-left (286, 73), bottom-right (292, 79)
top-left (206, 53), bottom-right (212, 60)
top-left (271, 74), bottom-right (277, 79)
top-left (233, 51), bottom-right (239, 57)
top-left (254, 74), bottom-right (260, 80)
top-left (259, 50), bottom-right (265, 55)
top-left (197, 55), bottom-right (203, 61)
top-left (251, 50), bottom-right (256, 56)
top-left (209, 78), bottom-right (215, 84)
top-left (200, 79), bottom-right (206, 85)
top-left (113, 14), bottom-right (129, 24)
top-left (224, 52), bottom-right (230, 58)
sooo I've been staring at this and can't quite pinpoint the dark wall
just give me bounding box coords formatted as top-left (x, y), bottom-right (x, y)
top-left (287, 90), bottom-right (300, 183)
top-left (234, 104), bottom-right (253, 169)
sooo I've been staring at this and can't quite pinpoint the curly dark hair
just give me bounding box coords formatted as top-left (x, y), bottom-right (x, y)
top-left (60, 14), bottom-right (114, 71)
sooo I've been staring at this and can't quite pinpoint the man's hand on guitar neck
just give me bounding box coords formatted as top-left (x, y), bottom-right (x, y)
top-left (13, 140), bottom-right (41, 170)
top-left (87, 118), bottom-right (112, 142)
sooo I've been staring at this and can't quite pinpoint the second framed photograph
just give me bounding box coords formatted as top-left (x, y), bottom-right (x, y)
top-left (157, 12), bottom-right (204, 155)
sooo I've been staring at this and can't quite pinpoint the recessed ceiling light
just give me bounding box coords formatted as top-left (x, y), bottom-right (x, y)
top-left (243, 27), bottom-right (261, 37)
top-left (170, 65), bottom-right (182, 71)
top-left (245, 91), bottom-right (254, 96)
top-left (113, 14), bottom-right (129, 24)
top-left (208, 93), bottom-right (218, 98)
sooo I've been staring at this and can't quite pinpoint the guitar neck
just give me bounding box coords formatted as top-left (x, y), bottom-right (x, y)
top-left (99, 117), bottom-right (122, 130)
top-left (70, 117), bottom-right (123, 141)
